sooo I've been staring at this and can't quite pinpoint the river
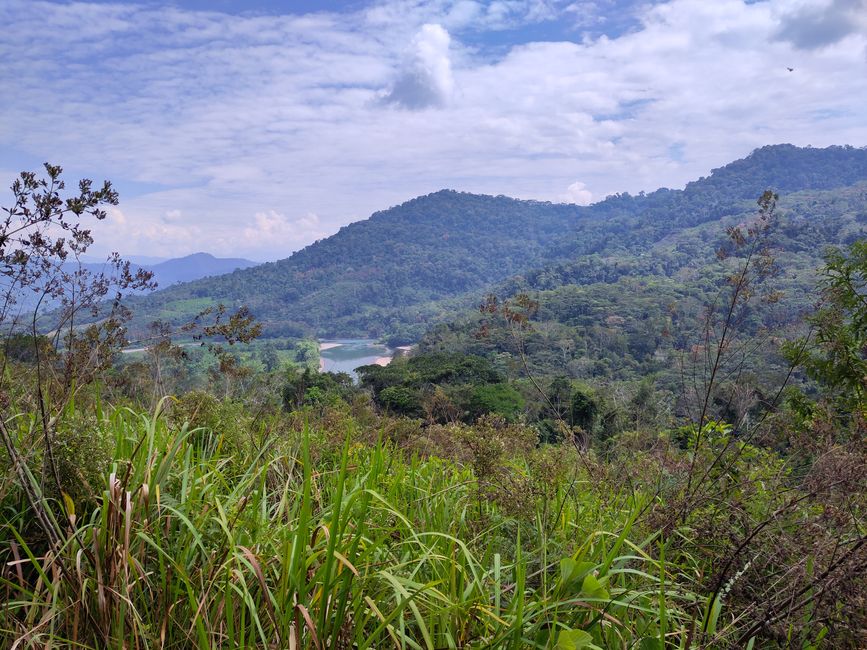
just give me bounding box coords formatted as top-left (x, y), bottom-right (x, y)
top-left (318, 339), bottom-right (392, 378)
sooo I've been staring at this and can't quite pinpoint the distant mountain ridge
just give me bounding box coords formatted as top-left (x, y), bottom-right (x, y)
top-left (145, 253), bottom-right (259, 287)
top-left (77, 252), bottom-right (258, 293)
top-left (124, 144), bottom-right (867, 341)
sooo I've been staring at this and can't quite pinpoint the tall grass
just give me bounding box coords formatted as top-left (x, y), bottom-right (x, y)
top-left (1, 404), bottom-right (697, 648)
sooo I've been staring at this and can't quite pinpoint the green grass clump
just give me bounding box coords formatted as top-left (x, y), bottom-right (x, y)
top-left (0, 403), bottom-right (696, 648)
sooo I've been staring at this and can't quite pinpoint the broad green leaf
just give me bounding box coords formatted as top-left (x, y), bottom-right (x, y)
top-left (557, 629), bottom-right (593, 650)
top-left (560, 558), bottom-right (577, 584)
top-left (560, 558), bottom-right (596, 588)
top-left (581, 573), bottom-right (609, 600)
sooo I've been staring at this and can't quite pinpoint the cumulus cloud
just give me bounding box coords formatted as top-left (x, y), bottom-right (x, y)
top-left (776, 0), bottom-right (866, 50)
top-left (562, 181), bottom-right (593, 205)
top-left (382, 24), bottom-right (454, 109)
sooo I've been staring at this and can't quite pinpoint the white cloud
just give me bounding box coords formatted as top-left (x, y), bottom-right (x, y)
top-left (0, 0), bottom-right (865, 260)
top-left (243, 211), bottom-right (327, 249)
top-left (562, 181), bottom-right (593, 205)
top-left (383, 24), bottom-right (455, 108)
top-left (108, 207), bottom-right (128, 225)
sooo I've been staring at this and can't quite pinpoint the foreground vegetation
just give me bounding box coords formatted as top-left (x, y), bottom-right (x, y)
top-left (2, 382), bottom-right (865, 648)
top-left (0, 400), bottom-right (684, 648)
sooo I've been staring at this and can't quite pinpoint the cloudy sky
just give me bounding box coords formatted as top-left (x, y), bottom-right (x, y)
top-left (1, 0), bottom-right (866, 261)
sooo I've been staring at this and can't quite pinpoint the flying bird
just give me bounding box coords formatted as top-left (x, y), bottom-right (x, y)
top-left (787, 67), bottom-right (794, 72)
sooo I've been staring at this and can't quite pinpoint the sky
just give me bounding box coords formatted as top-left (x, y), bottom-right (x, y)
top-left (1, 0), bottom-right (866, 262)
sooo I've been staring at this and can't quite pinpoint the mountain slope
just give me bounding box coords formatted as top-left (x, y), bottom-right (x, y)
top-left (125, 144), bottom-right (867, 341)
top-left (420, 181), bottom-right (867, 385)
top-left (127, 192), bottom-right (589, 337)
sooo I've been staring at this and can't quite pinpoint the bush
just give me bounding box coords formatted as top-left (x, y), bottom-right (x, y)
top-left (466, 383), bottom-right (525, 422)
top-left (378, 385), bottom-right (423, 417)
top-left (170, 390), bottom-right (252, 457)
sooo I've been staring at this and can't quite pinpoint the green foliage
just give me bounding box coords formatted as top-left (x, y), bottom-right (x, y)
top-left (48, 412), bottom-right (113, 503)
top-left (282, 367), bottom-right (355, 410)
top-left (378, 385), bottom-right (422, 417)
top-left (467, 383), bottom-right (525, 422)
top-left (784, 240), bottom-right (867, 412)
top-left (0, 360), bottom-right (864, 648)
top-left (0, 333), bottom-right (53, 364)
top-left (170, 390), bottom-right (253, 458)
top-left (0, 403), bottom-right (699, 649)
top-left (570, 386), bottom-right (598, 431)
top-left (422, 177), bottom-right (867, 393)
top-left (359, 353), bottom-right (520, 423)
top-left (4, 149), bottom-right (867, 649)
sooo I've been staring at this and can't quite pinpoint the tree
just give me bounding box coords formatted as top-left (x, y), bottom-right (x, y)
top-left (783, 239), bottom-right (867, 413)
top-left (466, 383), bottom-right (525, 422)
top-left (0, 164), bottom-right (154, 548)
top-left (378, 385), bottom-right (422, 417)
top-left (259, 341), bottom-right (281, 372)
top-left (197, 305), bottom-right (261, 397)
top-left (282, 367), bottom-right (354, 410)
top-left (144, 319), bottom-right (188, 404)
top-left (569, 387), bottom-right (597, 431)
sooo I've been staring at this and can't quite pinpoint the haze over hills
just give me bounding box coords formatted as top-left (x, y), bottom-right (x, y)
top-left (125, 144), bottom-right (867, 346)
top-left (78, 252), bottom-right (258, 294)
top-left (15, 253), bottom-right (259, 315)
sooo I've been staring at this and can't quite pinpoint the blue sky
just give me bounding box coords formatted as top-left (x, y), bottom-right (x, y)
top-left (1, 0), bottom-right (866, 261)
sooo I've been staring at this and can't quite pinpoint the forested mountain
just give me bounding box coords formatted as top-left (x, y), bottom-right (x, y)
top-left (421, 182), bottom-right (867, 385)
top-left (126, 192), bottom-right (588, 337)
top-left (126, 145), bottom-right (867, 344)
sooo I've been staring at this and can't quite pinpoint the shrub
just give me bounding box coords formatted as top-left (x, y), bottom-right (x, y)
top-left (466, 382), bottom-right (525, 422)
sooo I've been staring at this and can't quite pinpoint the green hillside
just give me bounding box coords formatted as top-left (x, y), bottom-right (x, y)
top-left (125, 144), bottom-right (867, 344)
top-left (420, 183), bottom-right (867, 383)
top-left (125, 192), bottom-right (587, 340)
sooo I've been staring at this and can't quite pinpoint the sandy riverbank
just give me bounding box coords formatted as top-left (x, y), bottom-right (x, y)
top-left (319, 341), bottom-right (343, 351)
